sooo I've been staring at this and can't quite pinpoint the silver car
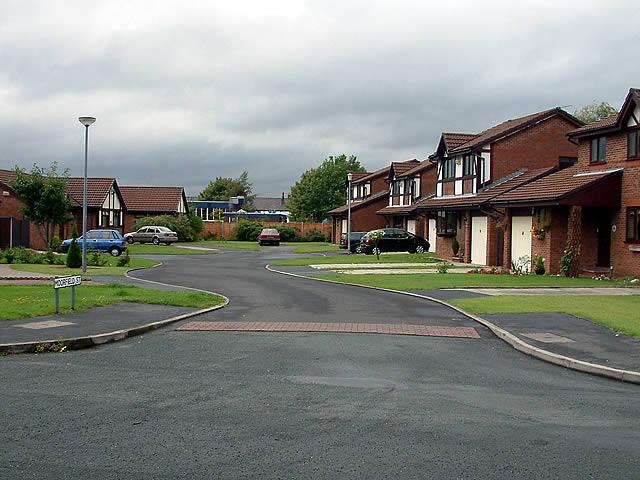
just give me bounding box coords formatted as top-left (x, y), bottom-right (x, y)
top-left (125, 226), bottom-right (178, 245)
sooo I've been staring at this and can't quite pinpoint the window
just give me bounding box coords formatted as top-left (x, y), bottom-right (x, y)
top-left (627, 207), bottom-right (640, 242)
top-left (101, 210), bottom-right (110, 227)
top-left (629, 130), bottom-right (639, 159)
top-left (392, 181), bottom-right (400, 196)
top-left (441, 158), bottom-right (455, 179)
top-left (436, 211), bottom-right (457, 236)
top-left (462, 155), bottom-right (474, 176)
top-left (590, 137), bottom-right (606, 163)
top-left (477, 157), bottom-right (486, 184)
top-left (404, 179), bottom-right (412, 196)
top-left (112, 211), bottom-right (121, 227)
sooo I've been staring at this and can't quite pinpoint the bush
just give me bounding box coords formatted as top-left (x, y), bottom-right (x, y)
top-left (66, 225), bottom-right (82, 269)
top-left (303, 229), bottom-right (325, 242)
top-left (276, 225), bottom-right (298, 242)
top-left (235, 221), bottom-right (264, 241)
top-left (44, 249), bottom-right (56, 265)
top-left (3, 247), bottom-right (47, 264)
top-left (436, 262), bottom-right (453, 274)
top-left (451, 238), bottom-right (460, 257)
top-left (50, 235), bottom-right (62, 252)
top-left (534, 255), bottom-right (545, 275)
top-left (134, 214), bottom-right (201, 242)
top-left (117, 250), bottom-right (131, 267)
top-left (88, 251), bottom-right (108, 267)
top-left (4, 248), bottom-right (16, 264)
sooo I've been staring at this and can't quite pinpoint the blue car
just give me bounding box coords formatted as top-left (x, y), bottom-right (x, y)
top-left (61, 229), bottom-right (127, 257)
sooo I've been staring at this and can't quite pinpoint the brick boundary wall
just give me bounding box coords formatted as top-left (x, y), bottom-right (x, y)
top-left (202, 221), bottom-right (331, 240)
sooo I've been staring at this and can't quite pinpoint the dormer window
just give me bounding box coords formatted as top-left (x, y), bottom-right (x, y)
top-left (442, 158), bottom-right (455, 179)
top-left (590, 137), bottom-right (606, 164)
top-left (629, 130), bottom-right (639, 159)
top-left (462, 155), bottom-right (474, 177)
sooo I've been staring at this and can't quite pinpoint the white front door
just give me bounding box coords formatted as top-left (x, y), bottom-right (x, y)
top-left (407, 219), bottom-right (416, 234)
top-left (471, 215), bottom-right (488, 265)
top-left (428, 219), bottom-right (437, 253)
top-left (341, 219), bottom-right (347, 234)
top-left (511, 216), bottom-right (532, 270)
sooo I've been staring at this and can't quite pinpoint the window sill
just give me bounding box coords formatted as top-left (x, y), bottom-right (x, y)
top-left (629, 244), bottom-right (640, 252)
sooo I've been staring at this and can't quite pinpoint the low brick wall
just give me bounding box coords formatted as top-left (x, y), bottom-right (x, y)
top-left (202, 221), bottom-right (331, 240)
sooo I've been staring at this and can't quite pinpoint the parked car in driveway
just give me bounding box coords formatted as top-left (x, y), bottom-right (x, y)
top-left (360, 228), bottom-right (430, 255)
top-left (124, 226), bottom-right (178, 245)
top-left (340, 231), bottom-right (366, 253)
top-left (61, 229), bottom-right (127, 257)
top-left (258, 228), bottom-right (280, 246)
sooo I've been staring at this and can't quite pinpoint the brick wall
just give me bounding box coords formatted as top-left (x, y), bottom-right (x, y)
top-left (530, 206), bottom-right (569, 275)
top-left (203, 220), bottom-right (331, 240)
top-left (0, 186), bottom-right (48, 250)
top-left (492, 115), bottom-right (579, 180)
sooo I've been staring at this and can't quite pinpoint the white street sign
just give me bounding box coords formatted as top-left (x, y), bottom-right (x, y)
top-left (54, 275), bottom-right (82, 289)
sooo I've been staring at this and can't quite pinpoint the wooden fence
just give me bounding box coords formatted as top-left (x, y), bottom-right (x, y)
top-left (202, 221), bottom-right (332, 240)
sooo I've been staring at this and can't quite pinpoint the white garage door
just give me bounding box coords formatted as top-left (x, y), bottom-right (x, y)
top-left (511, 216), bottom-right (532, 270)
top-left (471, 216), bottom-right (488, 265)
top-left (428, 219), bottom-right (437, 253)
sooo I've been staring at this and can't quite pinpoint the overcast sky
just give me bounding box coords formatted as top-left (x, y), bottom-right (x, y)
top-left (1, 1), bottom-right (637, 196)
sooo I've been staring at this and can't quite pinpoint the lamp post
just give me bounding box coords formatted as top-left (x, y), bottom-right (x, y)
top-left (347, 172), bottom-right (353, 254)
top-left (78, 116), bottom-right (96, 273)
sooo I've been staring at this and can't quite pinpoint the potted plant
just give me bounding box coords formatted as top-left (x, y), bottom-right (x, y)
top-left (451, 237), bottom-right (460, 259)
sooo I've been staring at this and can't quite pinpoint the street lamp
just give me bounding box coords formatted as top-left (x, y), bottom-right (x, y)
top-left (78, 116), bottom-right (96, 273)
top-left (347, 172), bottom-right (353, 254)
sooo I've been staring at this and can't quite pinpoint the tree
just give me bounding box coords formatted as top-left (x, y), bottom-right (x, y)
top-left (288, 155), bottom-right (365, 222)
top-left (573, 102), bottom-right (618, 125)
top-left (199, 170), bottom-right (255, 208)
top-left (12, 162), bottom-right (71, 246)
top-left (66, 224), bottom-right (82, 268)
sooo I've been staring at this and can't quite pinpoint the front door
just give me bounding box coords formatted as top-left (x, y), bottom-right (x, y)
top-left (428, 218), bottom-right (437, 253)
top-left (471, 215), bottom-right (488, 265)
top-left (596, 214), bottom-right (611, 267)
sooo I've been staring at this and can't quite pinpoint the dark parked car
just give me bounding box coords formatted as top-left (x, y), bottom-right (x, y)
top-left (124, 226), bottom-right (178, 245)
top-left (360, 228), bottom-right (430, 255)
top-left (258, 228), bottom-right (280, 246)
top-left (60, 229), bottom-right (127, 257)
top-left (340, 232), bottom-right (366, 253)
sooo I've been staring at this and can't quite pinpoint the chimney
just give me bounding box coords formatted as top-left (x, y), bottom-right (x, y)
top-left (281, 192), bottom-right (285, 205)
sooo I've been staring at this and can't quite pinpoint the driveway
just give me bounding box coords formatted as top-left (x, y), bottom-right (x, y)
top-left (1, 248), bottom-right (639, 479)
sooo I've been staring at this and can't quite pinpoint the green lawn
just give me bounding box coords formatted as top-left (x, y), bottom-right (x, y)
top-left (273, 253), bottom-right (438, 266)
top-left (127, 244), bottom-right (218, 255)
top-left (451, 295), bottom-right (640, 339)
top-left (314, 273), bottom-right (623, 290)
top-left (190, 240), bottom-right (259, 251)
top-left (11, 257), bottom-right (159, 277)
top-left (283, 242), bottom-right (340, 254)
top-left (0, 283), bottom-right (225, 321)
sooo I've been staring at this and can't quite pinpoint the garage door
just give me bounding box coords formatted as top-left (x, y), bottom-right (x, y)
top-left (428, 219), bottom-right (436, 253)
top-left (471, 216), bottom-right (487, 265)
top-left (511, 216), bottom-right (532, 270)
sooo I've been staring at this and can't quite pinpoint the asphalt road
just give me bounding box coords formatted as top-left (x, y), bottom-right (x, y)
top-left (2, 248), bottom-right (639, 479)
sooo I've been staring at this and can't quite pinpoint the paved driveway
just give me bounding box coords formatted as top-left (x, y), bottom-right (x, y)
top-left (2, 249), bottom-right (639, 479)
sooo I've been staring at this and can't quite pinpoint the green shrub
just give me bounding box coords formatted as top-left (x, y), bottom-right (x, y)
top-left (88, 252), bottom-right (108, 267)
top-left (44, 249), bottom-right (56, 265)
top-left (534, 254), bottom-right (545, 275)
top-left (134, 214), bottom-right (200, 242)
top-left (7, 247), bottom-right (46, 264)
top-left (187, 212), bottom-right (204, 240)
top-left (303, 229), bottom-right (325, 242)
top-left (50, 235), bottom-right (62, 252)
top-left (4, 248), bottom-right (16, 264)
top-left (66, 225), bottom-right (82, 269)
top-left (436, 262), bottom-right (453, 274)
top-left (451, 238), bottom-right (460, 257)
top-left (117, 250), bottom-right (131, 267)
top-left (276, 225), bottom-right (298, 242)
top-left (235, 221), bottom-right (264, 241)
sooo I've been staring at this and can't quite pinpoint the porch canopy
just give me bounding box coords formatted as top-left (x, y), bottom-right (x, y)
top-left (327, 190), bottom-right (389, 217)
top-left (490, 167), bottom-right (622, 208)
top-left (376, 204), bottom-right (418, 216)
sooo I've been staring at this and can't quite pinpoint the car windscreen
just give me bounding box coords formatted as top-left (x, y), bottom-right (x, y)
top-left (262, 229), bottom-right (279, 235)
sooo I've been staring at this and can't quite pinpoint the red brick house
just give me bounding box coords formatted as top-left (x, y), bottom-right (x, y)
top-left (0, 168), bottom-right (125, 248)
top-left (415, 108), bottom-right (583, 264)
top-left (327, 166), bottom-right (391, 243)
top-left (491, 88), bottom-right (640, 276)
top-left (120, 186), bottom-right (189, 233)
top-left (375, 159), bottom-right (437, 250)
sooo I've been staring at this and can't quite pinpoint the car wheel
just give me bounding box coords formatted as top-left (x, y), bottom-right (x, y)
top-left (416, 245), bottom-right (426, 254)
top-left (373, 247), bottom-right (381, 256)
top-left (127, 237), bottom-right (134, 244)
top-left (152, 236), bottom-right (160, 245)
top-left (355, 245), bottom-right (363, 254)
top-left (109, 247), bottom-right (121, 257)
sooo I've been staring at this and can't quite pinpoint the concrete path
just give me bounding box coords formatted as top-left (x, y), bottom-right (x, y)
top-left (449, 287), bottom-right (640, 296)
top-left (174, 244), bottom-right (221, 252)
top-left (0, 264), bottom-right (53, 279)
top-left (332, 267), bottom-right (469, 275)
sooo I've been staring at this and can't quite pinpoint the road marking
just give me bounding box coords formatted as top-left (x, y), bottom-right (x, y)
top-left (176, 321), bottom-right (480, 338)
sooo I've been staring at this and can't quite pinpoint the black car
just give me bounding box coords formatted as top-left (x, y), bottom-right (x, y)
top-left (360, 228), bottom-right (430, 255)
top-left (340, 231), bottom-right (366, 253)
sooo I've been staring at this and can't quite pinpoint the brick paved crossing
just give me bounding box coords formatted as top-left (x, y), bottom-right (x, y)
top-left (177, 321), bottom-right (480, 338)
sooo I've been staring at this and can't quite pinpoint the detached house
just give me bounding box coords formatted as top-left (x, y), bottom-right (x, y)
top-left (327, 166), bottom-right (392, 243)
top-left (375, 159), bottom-right (437, 250)
top-left (491, 88), bottom-right (640, 276)
top-left (415, 108), bottom-right (583, 265)
top-left (120, 185), bottom-right (189, 232)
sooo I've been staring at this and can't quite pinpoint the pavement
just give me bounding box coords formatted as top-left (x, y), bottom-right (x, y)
top-left (0, 263), bottom-right (53, 279)
top-left (452, 287), bottom-right (639, 296)
top-left (1, 248), bottom-right (640, 477)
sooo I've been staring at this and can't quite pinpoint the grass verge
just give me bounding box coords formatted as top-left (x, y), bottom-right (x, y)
top-left (0, 283), bottom-right (225, 321)
top-left (127, 244), bottom-right (218, 255)
top-left (312, 273), bottom-right (623, 289)
top-left (283, 242), bottom-right (340, 254)
top-left (190, 240), bottom-right (259, 251)
top-left (450, 295), bottom-right (640, 339)
top-left (11, 257), bottom-right (159, 277)
top-left (273, 253), bottom-right (438, 266)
